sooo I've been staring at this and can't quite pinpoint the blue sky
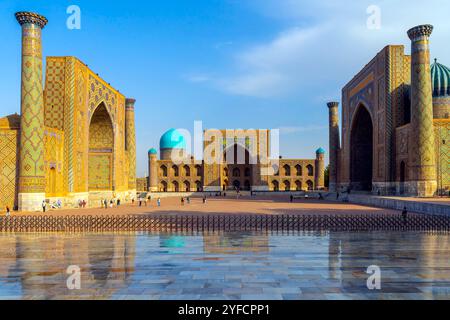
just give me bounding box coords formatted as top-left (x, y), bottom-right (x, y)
top-left (1, 0), bottom-right (449, 176)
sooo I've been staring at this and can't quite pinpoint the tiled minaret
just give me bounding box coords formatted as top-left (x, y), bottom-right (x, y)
top-left (327, 102), bottom-right (340, 192)
top-left (16, 12), bottom-right (48, 211)
top-left (125, 98), bottom-right (137, 193)
top-left (148, 149), bottom-right (158, 192)
top-left (315, 148), bottom-right (325, 190)
top-left (407, 25), bottom-right (437, 197)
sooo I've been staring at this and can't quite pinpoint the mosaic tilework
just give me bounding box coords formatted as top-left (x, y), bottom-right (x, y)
top-left (18, 23), bottom-right (46, 194)
top-left (44, 58), bottom-right (65, 130)
top-left (88, 154), bottom-right (112, 190)
top-left (0, 130), bottom-right (19, 209)
top-left (0, 231), bottom-right (449, 300)
top-left (435, 120), bottom-right (450, 191)
top-left (44, 128), bottom-right (65, 197)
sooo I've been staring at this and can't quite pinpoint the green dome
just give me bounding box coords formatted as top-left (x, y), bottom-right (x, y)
top-left (148, 148), bottom-right (157, 155)
top-left (160, 128), bottom-right (186, 150)
top-left (431, 59), bottom-right (450, 97)
top-left (316, 147), bottom-right (325, 154)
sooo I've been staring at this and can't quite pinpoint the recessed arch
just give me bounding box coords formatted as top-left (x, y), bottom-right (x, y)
top-left (350, 104), bottom-right (374, 191)
top-left (88, 102), bottom-right (114, 191)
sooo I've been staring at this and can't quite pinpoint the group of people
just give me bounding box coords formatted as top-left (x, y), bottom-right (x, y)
top-left (100, 198), bottom-right (121, 209)
top-left (77, 199), bottom-right (87, 208)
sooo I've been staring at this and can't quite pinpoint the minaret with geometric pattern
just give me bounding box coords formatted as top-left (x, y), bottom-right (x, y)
top-left (15, 12), bottom-right (48, 211)
top-left (407, 24), bottom-right (437, 197)
top-left (125, 98), bottom-right (137, 194)
top-left (327, 102), bottom-right (340, 192)
top-left (148, 148), bottom-right (158, 192)
top-left (315, 148), bottom-right (325, 190)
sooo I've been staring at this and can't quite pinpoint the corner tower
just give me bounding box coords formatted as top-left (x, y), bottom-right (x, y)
top-left (148, 148), bottom-right (158, 192)
top-left (125, 98), bottom-right (137, 193)
top-left (327, 102), bottom-right (340, 192)
top-left (15, 12), bottom-right (48, 211)
top-left (407, 25), bottom-right (437, 197)
top-left (315, 148), bottom-right (325, 190)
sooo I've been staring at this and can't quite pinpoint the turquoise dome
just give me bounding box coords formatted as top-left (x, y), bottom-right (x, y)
top-left (148, 148), bottom-right (157, 155)
top-left (160, 128), bottom-right (186, 150)
top-left (431, 59), bottom-right (450, 97)
top-left (316, 147), bottom-right (326, 154)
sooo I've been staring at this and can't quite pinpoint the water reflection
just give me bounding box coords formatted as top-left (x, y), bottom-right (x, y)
top-left (0, 231), bottom-right (449, 300)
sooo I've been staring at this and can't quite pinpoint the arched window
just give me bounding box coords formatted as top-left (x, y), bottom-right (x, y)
top-left (195, 180), bottom-right (202, 192)
top-left (172, 165), bottom-right (179, 177)
top-left (233, 168), bottom-right (241, 177)
top-left (244, 180), bottom-right (251, 190)
top-left (184, 180), bottom-right (190, 192)
top-left (306, 180), bottom-right (313, 191)
top-left (295, 180), bottom-right (302, 191)
top-left (272, 180), bottom-right (279, 191)
top-left (295, 164), bottom-right (302, 176)
top-left (283, 180), bottom-right (290, 191)
top-left (283, 164), bottom-right (291, 176)
top-left (172, 181), bottom-right (179, 192)
top-left (183, 165), bottom-right (190, 177)
top-left (195, 165), bottom-right (202, 176)
top-left (244, 167), bottom-right (251, 177)
top-left (307, 165), bottom-right (314, 176)
top-left (160, 181), bottom-right (168, 192)
top-left (160, 165), bottom-right (167, 177)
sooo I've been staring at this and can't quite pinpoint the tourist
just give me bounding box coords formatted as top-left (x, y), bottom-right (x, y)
top-left (144, 197), bottom-right (148, 206)
top-left (104, 199), bottom-right (108, 209)
top-left (42, 200), bottom-right (46, 213)
top-left (6, 206), bottom-right (10, 217)
top-left (203, 195), bottom-right (207, 204)
top-left (186, 197), bottom-right (190, 204)
top-left (157, 198), bottom-right (161, 207)
top-left (139, 198), bottom-right (142, 207)
top-left (336, 192), bottom-right (340, 200)
top-left (290, 195), bottom-right (293, 203)
top-left (181, 197), bottom-right (185, 206)
top-left (402, 207), bottom-right (408, 223)
top-left (117, 198), bottom-right (121, 206)
top-left (82, 200), bottom-right (86, 208)
top-left (110, 199), bottom-right (114, 208)
top-left (132, 197), bottom-right (135, 205)
top-left (148, 195), bottom-right (152, 203)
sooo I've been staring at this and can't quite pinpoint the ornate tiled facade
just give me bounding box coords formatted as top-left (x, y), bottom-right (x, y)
top-left (143, 129), bottom-right (325, 193)
top-left (0, 12), bottom-right (136, 211)
top-left (330, 24), bottom-right (450, 197)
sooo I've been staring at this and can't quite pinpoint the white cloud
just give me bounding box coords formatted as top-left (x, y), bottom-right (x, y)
top-left (189, 0), bottom-right (450, 98)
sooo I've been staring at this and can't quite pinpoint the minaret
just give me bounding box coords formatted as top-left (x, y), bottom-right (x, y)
top-left (125, 98), bottom-right (137, 194)
top-left (15, 12), bottom-right (48, 211)
top-left (407, 25), bottom-right (437, 197)
top-left (148, 149), bottom-right (158, 192)
top-left (315, 148), bottom-right (325, 190)
top-left (327, 102), bottom-right (340, 192)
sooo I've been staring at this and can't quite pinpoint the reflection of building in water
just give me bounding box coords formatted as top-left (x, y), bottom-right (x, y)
top-left (327, 231), bottom-right (450, 295)
top-left (0, 234), bottom-right (135, 299)
top-left (203, 232), bottom-right (269, 254)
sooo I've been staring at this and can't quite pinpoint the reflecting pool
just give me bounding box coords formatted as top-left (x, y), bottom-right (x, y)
top-left (0, 231), bottom-right (449, 300)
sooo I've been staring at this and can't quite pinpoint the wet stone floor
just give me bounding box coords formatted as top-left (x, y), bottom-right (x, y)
top-left (0, 231), bottom-right (449, 300)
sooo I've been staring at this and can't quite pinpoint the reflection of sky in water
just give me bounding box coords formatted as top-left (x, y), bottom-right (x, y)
top-left (0, 231), bottom-right (449, 300)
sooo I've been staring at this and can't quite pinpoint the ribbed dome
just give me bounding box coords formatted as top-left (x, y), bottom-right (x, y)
top-left (316, 147), bottom-right (326, 154)
top-left (431, 59), bottom-right (450, 97)
top-left (148, 148), bottom-right (157, 155)
top-left (159, 128), bottom-right (186, 150)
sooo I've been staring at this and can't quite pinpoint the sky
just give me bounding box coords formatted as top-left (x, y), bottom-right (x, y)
top-left (1, 0), bottom-right (449, 177)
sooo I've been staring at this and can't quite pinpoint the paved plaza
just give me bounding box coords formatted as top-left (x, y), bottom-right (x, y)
top-left (12, 195), bottom-right (402, 217)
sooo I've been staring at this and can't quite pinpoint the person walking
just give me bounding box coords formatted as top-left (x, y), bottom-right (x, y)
top-left (290, 195), bottom-right (293, 203)
top-left (186, 197), bottom-right (190, 204)
top-left (402, 207), bottom-right (408, 224)
top-left (203, 195), bottom-right (207, 204)
top-left (6, 206), bottom-right (10, 217)
top-left (104, 199), bottom-right (108, 209)
top-left (42, 200), bottom-right (46, 213)
top-left (181, 197), bottom-right (185, 206)
top-left (157, 198), bottom-right (161, 207)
